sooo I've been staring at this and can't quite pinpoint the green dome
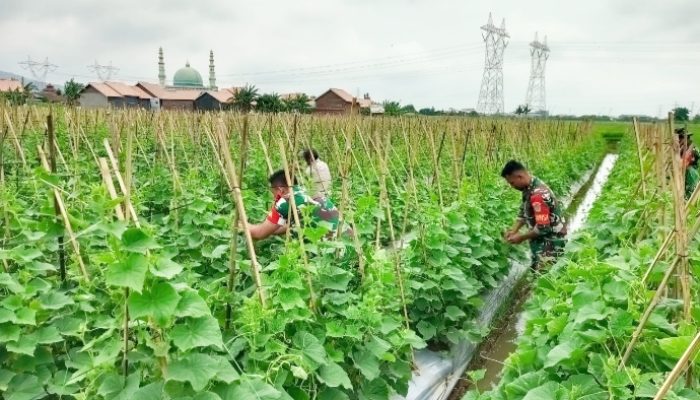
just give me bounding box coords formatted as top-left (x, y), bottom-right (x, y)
top-left (173, 62), bottom-right (203, 88)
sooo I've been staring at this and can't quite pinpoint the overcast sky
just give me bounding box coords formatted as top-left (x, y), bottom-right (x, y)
top-left (1, 0), bottom-right (698, 116)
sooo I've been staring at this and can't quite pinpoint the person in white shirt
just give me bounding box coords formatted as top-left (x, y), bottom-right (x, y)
top-left (302, 148), bottom-right (332, 202)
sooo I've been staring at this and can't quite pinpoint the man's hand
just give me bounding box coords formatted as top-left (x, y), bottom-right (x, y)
top-left (503, 229), bottom-right (516, 241)
top-left (506, 234), bottom-right (526, 244)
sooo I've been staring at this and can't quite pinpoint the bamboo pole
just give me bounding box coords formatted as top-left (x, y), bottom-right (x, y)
top-left (4, 111), bottom-right (26, 168)
top-left (278, 141), bottom-right (318, 310)
top-left (225, 116), bottom-right (249, 329)
top-left (47, 114), bottom-right (67, 281)
top-left (652, 330), bottom-right (700, 400)
top-left (36, 146), bottom-right (89, 281)
top-left (634, 119), bottom-right (646, 200)
top-left (103, 139), bottom-right (140, 225)
top-left (216, 119), bottom-right (266, 307)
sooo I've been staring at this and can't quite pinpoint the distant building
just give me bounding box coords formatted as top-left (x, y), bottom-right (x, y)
top-left (79, 82), bottom-right (152, 108)
top-left (314, 88), bottom-right (372, 115)
top-left (0, 79), bottom-right (23, 93)
top-left (137, 82), bottom-right (200, 111)
top-left (195, 87), bottom-right (242, 111)
top-left (39, 84), bottom-right (63, 103)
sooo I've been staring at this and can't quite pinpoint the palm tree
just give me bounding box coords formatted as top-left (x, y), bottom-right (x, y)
top-left (283, 93), bottom-right (312, 114)
top-left (256, 93), bottom-right (285, 114)
top-left (233, 84), bottom-right (258, 113)
top-left (63, 79), bottom-right (85, 106)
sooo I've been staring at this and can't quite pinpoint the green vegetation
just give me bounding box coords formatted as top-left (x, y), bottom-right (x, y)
top-left (0, 107), bottom-right (603, 399)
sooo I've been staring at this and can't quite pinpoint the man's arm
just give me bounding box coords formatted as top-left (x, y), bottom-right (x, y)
top-left (508, 190), bottom-right (552, 244)
top-left (504, 218), bottom-right (525, 240)
top-left (246, 219), bottom-right (283, 240)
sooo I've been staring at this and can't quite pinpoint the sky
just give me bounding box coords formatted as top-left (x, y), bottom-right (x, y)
top-left (1, 0), bottom-right (699, 116)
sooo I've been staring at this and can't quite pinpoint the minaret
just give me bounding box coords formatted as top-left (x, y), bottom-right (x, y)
top-left (209, 50), bottom-right (217, 90)
top-left (158, 47), bottom-right (166, 86)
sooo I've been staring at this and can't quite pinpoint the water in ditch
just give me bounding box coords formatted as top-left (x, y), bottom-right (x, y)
top-left (464, 153), bottom-right (620, 394)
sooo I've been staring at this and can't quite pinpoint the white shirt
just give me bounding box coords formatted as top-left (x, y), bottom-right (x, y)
top-left (305, 159), bottom-right (332, 199)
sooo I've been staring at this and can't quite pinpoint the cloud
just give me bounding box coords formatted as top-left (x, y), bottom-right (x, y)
top-left (0, 0), bottom-right (698, 116)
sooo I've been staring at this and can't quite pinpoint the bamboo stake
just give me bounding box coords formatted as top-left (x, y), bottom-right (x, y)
top-left (216, 119), bottom-right (266, 307)
top-left (47, 114), bottom-right (67, 281)
top-left (652, 330), bottom-right (700, 400)
top-left (4, 111), bottom-right (26, 168)
top-left (37, 146), bottom-right (89, 281)
top-left (226, 116), bottom-right (249, 329)
top-left (278, 141), bottom-right (318, 310)
top-left (103, 139), bottom-right (140, 225)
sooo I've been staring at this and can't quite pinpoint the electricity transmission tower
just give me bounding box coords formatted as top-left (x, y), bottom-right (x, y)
top-left (477, 13), bottom-right (509, 114)
top-left (524, 32), bottom-right (550, 114)
top-left (18, 56), bottom-right (57, 83)
top-left (88, 60), bottom-right (119, 81)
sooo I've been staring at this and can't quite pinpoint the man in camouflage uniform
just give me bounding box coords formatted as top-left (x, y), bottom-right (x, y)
top-left (676, 127), bottom-right (700, 199)
top-left (501, 160), bottom-right (567, 270)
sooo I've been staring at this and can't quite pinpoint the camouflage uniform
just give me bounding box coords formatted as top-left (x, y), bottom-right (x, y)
top-left (683, 147), bottom-right (700, 199)
top-left (518, 176), bottom-right (567, 269)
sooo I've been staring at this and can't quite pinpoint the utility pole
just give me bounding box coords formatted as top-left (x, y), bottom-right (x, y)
top-left (524, 32), bottom-right (550, 114)
top-left (477, 13), bottom-right (509, 115)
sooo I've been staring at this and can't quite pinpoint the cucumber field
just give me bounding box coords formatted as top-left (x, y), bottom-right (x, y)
top-left (0, 105), bottom-right (698, 400)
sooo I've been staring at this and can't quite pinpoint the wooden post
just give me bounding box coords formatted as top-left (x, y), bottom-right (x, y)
top-left (225, 115), bottom-right (249, 329)
top-left (633, 118), bottom-right (647, 198)
top-left (48, 114), bottom-right (67, 281)
top-left (278, 141), bottom-right (318, 310)
top-left (216, 119), bottom-right (266, 307)
top-left (36, 146), bottom-right (89, 281)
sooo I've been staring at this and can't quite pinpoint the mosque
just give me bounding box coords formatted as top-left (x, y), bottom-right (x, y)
top-left (158, 47), bottom-right (217, 90)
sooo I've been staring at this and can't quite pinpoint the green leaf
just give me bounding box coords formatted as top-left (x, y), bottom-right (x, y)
top-left (0, 273), bottom-right (24, 294)
top-left (445, 305), bottom-right (466, 321)
top-left (34, 326), bottom-right (63, 344)
top-left (128, 282), bottom-right (180, 325)
top-left (121, 228), bottom-right (160, 254)
top-left (106, 253), bottom-right (148, 292)
top-left (318, 388), bottom-right (350, 400)
top-left (353, 350), bottom-right (380, 380)
top-left (0, 369), bottom-right (16, 391)
top-left (658, 336), bottom-right (694, 359)
top-left (5, 374), bottom-right (45, 400)
top-left (132, 381), bottom-right (165, 400)
top-left (468, 369), bottom-right (487, 383)
top-left (318, 362), bottom-right (353, 390)
top-left (573, 301), bottom-right (607, 325)
top-left (544, 341), bottom-right (576, 368)
top-left (0, 323), bottom-right (20, 342)
top-left (220, 378), bottom-right (281, 400)
top-left (14, 308), bottom-right (36, 326)
top-left (6, 335), bottom-right (37, 356)
top-left (175, 290), bottom-right (211, 318)
top-left (166, 353), bottom-right (220, 391)
top-left (193, 392), bottom-right (223, 400)
top-left (47, 370), bottom-right (79, 396)
top-left (38, 291), bottom-right (75, 310)
top-left (170, 316), bottom-right (224, 352)
top-left (292, 331), bottom-right (327, 368)
top-left (151, 257), bottom-right (183, 279)
top-left (358, 378), bottom-right (389, 400)
top-left (416, 320), bottom-right (436, 340)
top-left (27, 261), bottom-right (57, 274)
top-left (523, 382), bottom-right (561, 400)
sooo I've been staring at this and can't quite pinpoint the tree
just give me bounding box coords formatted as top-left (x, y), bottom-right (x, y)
top-left (233, 84), bottom-right (258, 113)
top-left (419, 107), bottom-right (437, 116)
top-left (383, 100), bottom-right (402, 116)
top-left (515, 105), bottom-right (524, 115)
top-left (283, 93), bottom-right (312, 114)
top-left (401, 104), bottom-right (417, 114)
top-left (63, 79), bottom-right (85, 105)
top-left (673, 107), bottom-right (690, 122)
top-left (256, 93), bottom-right (285, 114)
top-left (1, 89), bottom-right (27, 105)
top-left (515, 104), bottom-right (531, 115)
top-left (693, 114), bottom-right (700, 124)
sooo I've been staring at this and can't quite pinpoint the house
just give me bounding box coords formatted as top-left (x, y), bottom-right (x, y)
top-left (0, 79), bottom-right (23, 93)
top-left (137, 82), bottom-right (202, 111)
top-left (314, 88), bottom-right (371, 115)
top-left (79, 82), bottom-right (152, 108)
top-left (39, 84), bottom-right (63, 103)
top-left (194, 87), bottom-right (242, 111)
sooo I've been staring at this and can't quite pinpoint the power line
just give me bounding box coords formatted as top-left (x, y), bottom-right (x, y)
top-left (87, 60), bottom-right (120, 80)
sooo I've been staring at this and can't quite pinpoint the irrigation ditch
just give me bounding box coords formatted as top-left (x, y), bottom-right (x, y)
top-left (392, 152), bottom-right (620, 400)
